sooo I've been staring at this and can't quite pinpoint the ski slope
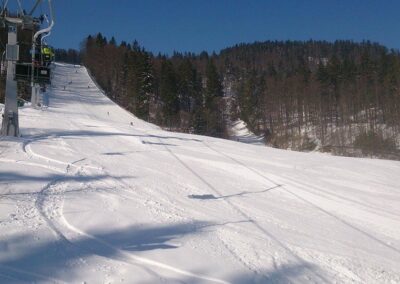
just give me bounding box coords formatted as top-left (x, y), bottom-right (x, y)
top-left (0, 63), bottom-right (400, 283)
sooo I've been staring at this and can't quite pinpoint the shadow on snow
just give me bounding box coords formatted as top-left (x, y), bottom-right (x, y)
top-left (19, 128), bottom-right (202, 144)
top-left (0, 222), bottom-right (208, 282)
top-left (0, 221), bottom-right (317, 283)
top-left (188, 185), bottom-right (282, 200)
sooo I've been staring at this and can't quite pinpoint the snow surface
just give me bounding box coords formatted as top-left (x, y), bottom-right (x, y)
top-left (1, 63), bottom-right (400, 283)
top-left (228, 120), bottom-right (265, 145)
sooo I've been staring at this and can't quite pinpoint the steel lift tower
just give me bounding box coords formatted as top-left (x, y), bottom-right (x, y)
top-left (0, 0), bottom-right (53, 137)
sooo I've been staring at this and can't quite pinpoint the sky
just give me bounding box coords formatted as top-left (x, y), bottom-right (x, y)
top-left (30, 0), bottom-right (400, 54)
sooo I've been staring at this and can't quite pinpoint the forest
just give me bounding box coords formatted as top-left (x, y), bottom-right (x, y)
top-left (4, 33), bottom-right (400, 159)
top-left (78, 34), bottom-right (400, 159)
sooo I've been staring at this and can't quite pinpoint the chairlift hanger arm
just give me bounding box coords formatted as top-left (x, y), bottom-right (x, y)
top-left (33, 0), bottom-right (54, 43)
top-left (37, 15), bottom-right (50, 43)
top-left (31, 0), bottom-right (54, 87)
top-left (41, 30), bottom-right (51, 44)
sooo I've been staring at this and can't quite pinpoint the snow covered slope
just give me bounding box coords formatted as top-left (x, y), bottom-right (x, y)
top-left (1, 63), bottom-right (400, 283)
top-left (228, 119), bottom-right (265, 145)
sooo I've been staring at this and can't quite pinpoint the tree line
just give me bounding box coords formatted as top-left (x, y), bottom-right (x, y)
top-left (80, 34), bottom-right (226, 137)
top-left (221, 40), bottom-right (400, 157)
top-left (44, 36), bottom-right (400, 158)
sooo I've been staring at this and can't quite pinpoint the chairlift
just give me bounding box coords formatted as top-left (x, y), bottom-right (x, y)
top-left (15, 63), bottom-right (50, 84)
top-left (1, 0), bottom-right (54, 85)
top-left (15, 41), bottom-right (53, 85)
top-left (1, 0), bottom-right (55, 137)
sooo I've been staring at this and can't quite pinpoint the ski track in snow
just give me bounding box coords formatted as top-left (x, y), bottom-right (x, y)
top-left (69, 114), bottom-right (270, 280)
top-left (1, 63), bottom-right (400, 283)
top-left (200, 141), bottom-right (400, 282)
top-left (18, 112), bottom-right (230, 283)
top-left (80, 121), bottom-right (292, 281)
top-left (159, 139), bottom-right (330, 283)
top-left (203, 141), bottom-right (400, 254)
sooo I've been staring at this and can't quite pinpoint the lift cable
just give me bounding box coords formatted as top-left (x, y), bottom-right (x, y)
top-left (28, 0), bottom-right (41, 16)
top-left (16, 0), bottom-right (24, 15)
top-left (2, 0), bottom-right (8, 14)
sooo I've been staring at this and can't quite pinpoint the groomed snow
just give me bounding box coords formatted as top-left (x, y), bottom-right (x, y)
top-left (0, 63), bottom-right (399, 283)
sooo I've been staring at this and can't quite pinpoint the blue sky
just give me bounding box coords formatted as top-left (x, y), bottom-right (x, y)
top-left (44, 0), bottom-right (400, 54)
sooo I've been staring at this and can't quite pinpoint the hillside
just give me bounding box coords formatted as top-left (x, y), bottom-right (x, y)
top-left (79, 38), bottom-right (400, 159)
top-left (0, 63), bottom-right (399, 283)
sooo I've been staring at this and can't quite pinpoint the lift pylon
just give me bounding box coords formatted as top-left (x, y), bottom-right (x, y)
top-left (1, 22), bottom-right (19, 136)
top-left (0, 0), bottom-right (54, 137)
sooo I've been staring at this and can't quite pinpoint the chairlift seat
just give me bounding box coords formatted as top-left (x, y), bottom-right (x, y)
top-left (15, 63), bottom-right (51, 84)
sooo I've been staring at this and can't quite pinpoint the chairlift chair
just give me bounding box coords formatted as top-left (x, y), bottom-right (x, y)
top-left (15, 63), bottom-right (50, 84)
top-left (15, 41), bottom-right (52, 85)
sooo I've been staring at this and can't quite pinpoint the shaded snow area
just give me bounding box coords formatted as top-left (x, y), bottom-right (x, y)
top-left (228, 119), bottom-right (265, 145)
top-left (1, 63), bottom-right (400, 283)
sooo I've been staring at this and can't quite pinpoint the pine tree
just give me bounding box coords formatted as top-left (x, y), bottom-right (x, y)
top-left (177, 59), bottom-right (199, 112)
top-left (205, 59), bottom-right (223, 108)
top-left (203, 59), bottom-right (226, 137)
top-left (135, 52), bottom-right (153, 119)
top-left (159, 60), bottom-right (179, 125)
top-left (109, 36), bottom-right (117, 46)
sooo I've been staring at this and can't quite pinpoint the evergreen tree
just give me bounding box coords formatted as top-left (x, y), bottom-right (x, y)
top-left (177, 59), bottom-right (199, 112)
top-left (203, 59), bottom-right (226, 137)
top-left (159, 60), bottom-right (179, 124)
top-left (205, 59), bottom-right (223, 107)
top-left (80, 35), bottom-right (400, 158)
top-left (135, 52), bottom-right (153, 119)
top-left (109, 36), bottom-right (117, 46)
